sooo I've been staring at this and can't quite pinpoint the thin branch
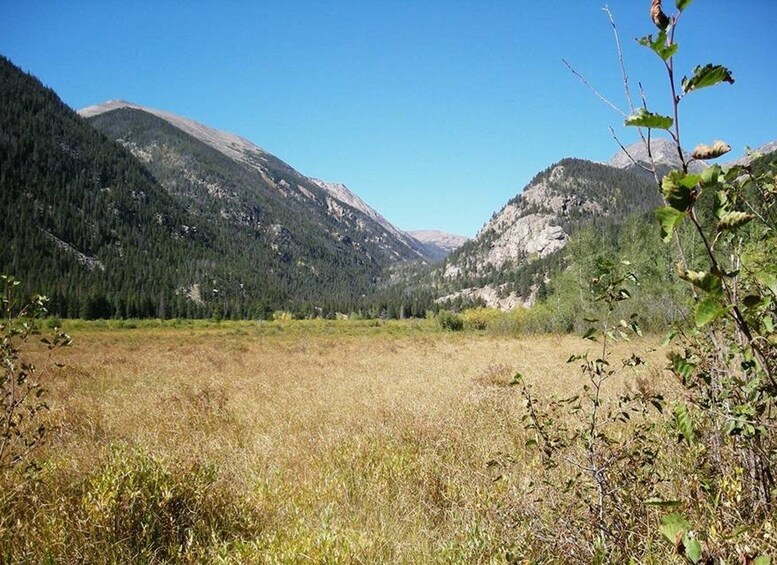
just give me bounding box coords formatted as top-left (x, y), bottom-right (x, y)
top-left (609, 126), bottom-right (653, 173)
top-left (562, 59), bottom-right (626, 118)
top-left (603, 5), bottom-right (636, 114)
top-left (634, 82), bottom-right (663, 188)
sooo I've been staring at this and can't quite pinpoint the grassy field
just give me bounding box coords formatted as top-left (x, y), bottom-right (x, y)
top-left (2, 320), bottom-right (690, 562)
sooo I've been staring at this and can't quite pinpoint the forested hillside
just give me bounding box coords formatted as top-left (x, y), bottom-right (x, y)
top-left (0, 56), bottom-right (408, 318)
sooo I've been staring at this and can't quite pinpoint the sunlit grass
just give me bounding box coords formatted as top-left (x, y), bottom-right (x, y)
top-left (2, 320), bottom-right (678, 562)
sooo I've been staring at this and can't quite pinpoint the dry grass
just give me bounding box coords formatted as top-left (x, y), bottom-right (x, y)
top-left (4, 322), bottom-right (675, 562)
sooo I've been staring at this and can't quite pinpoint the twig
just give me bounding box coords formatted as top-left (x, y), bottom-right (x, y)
top-left (609, 126), bottom-right (653, 173)
top-left (562, 59), bottom-right (626, 118)
top-left (603, 5), bottom-right (636, 114)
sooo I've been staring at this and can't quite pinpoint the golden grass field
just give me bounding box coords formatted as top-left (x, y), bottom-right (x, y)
top-left (5, 320), bottom-right (681, 563)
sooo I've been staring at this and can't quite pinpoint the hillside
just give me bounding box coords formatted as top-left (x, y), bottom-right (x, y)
top-left (0, 57), bottom-right (421, 318)
top-left (80, 100), bottom-right (431, 265)
top-left (431, 157), bottom-right (662, 308)
top-left (0, 56), bottom-right (211, 318)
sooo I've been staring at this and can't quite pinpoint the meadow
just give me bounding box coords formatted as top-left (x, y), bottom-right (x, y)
top-left (3, 318), bottom-right (760, 563)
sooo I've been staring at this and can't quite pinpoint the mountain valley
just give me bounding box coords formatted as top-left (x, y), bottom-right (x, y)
top-left (1, 54), bottom-right (774, 320)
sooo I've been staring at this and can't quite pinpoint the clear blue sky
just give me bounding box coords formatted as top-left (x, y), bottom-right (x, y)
top-left (1, 1), bottom-right (775, 237)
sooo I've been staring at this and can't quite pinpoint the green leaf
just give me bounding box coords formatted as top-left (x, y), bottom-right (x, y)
top-left (662, 171), bottom-right (699, 212)
top-left (676, 0), bottom-right (693, 11)
top-left (583, 327), bottom-right (598, 341)
top-left (674, 404), bottom-right (695, 445)
top-left (656, 206), bottom-right (685, 242)
top-left (682, 64), bottom-right (735, 94)
top-left (753, 556), bottom-right (771, 565)
top-left (700, 164), bottom-right (721, 187)
top-left (668, 352), bottom-right (696, 384)
top-left (659, 513), bottom-right (690, 544)
top-left (683, 534), bottom-right (702, 563)
top-left (661, 329), bottom-right (679, 347)
top-left (638, 30), bottom-right (678, 61)
top-left (678, 269), bottom-right (723, 296)
top-left (713, 190), bottom-right (728, 220)
top-left (625, 108), bottom-right (673, 130)
top-left (756, 271), bottom-right (777, 296)
top-left (694, 298), bottom-right (728, 327)
top-left (717, 211), bottom-right (754, 231)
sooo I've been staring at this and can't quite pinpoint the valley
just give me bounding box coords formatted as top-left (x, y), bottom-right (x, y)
top-left (1, 0), bottom-right (776, 559)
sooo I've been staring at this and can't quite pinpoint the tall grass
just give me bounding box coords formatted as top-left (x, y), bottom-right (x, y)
top-left (4, 322), bottom-right (753, 562)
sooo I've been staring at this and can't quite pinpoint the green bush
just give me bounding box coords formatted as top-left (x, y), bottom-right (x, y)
top-left (437, 310), bottom-right (464, 331)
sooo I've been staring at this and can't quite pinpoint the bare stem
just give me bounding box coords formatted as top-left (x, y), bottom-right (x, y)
top-left (562, 59), bottom-right (626, 118)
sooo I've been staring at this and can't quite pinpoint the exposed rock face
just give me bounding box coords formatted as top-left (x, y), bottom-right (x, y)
top-left (436, 284), bottom-right (531, 310)
top-left (477, 210), bottom-right (566, 270)
top-left (444, 160), bottom-right (609, 278)
top-left (433, 157), bottom-right (662, 310)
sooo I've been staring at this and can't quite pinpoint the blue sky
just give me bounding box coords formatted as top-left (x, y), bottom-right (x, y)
top-left (1, 1), bottom-right (775, 237)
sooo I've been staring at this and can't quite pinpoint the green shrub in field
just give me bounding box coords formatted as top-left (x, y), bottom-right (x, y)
top-left (0, 275), bottom-right (70, 471)
top-left (459, 307), bottom-right (502, 330)
top-left (437, 310), bottom-right (464, 331)
top-left (272, 310), bottom-right (295, 322)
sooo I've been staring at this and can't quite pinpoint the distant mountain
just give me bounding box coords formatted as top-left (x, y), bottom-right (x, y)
top-left (430, 158), bottom-right (662, 308)
top-left (81, 100), bottom-right (431, 266)
top-left (407, 230), bottom-right (469, 261)
top-left (726, 140), bottom-right (777, 167)
top-left (609, 138), bottom-right (707, 177)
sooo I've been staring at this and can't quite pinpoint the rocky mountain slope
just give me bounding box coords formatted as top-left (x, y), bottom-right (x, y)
top-left (431, 157), bottom-right (663, 308)
top-left (608, 137), bottom-right (707, 175)
top-left (80, 100), bottom-right (431, 265)
top-left (431, 137), bottom-right (776, 311)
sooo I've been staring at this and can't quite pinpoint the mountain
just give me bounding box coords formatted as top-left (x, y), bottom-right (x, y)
top-left (726, 140), bottom-right (777, 167)
top-left (80, 100), bottom-right (431, 265)
top-left (429, 139), bottom-right (776, 311)
top-left (0, 56), bottom-right (218, 318)
top-left (0, 56), bottom-right (427, 318)
top-left (608, 138), bottom-right (707, 177)
top-left (407, 230), bottom-right (469, 261)
top-left (430, 158), bottom-right (662, 308)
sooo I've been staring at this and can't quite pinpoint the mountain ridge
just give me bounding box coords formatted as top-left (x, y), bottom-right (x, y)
top-left (79, 100), bottom-right (434, 263)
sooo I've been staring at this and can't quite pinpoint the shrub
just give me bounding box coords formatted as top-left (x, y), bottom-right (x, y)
top-left (0, 275), bottom-right (70, 471)
top-left (437, 310), bottom-right (464, 331)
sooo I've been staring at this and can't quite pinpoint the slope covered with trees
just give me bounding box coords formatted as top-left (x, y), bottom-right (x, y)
top-left (0, 56), bottom-right (406, 318)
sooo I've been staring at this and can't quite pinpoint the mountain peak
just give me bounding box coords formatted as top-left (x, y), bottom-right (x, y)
top-left (609, 138), bottom-right (707, 173)
top-left (407, 230), bottom-right (469, 260)
top-left (79, 100), bottom-right (267, 165)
